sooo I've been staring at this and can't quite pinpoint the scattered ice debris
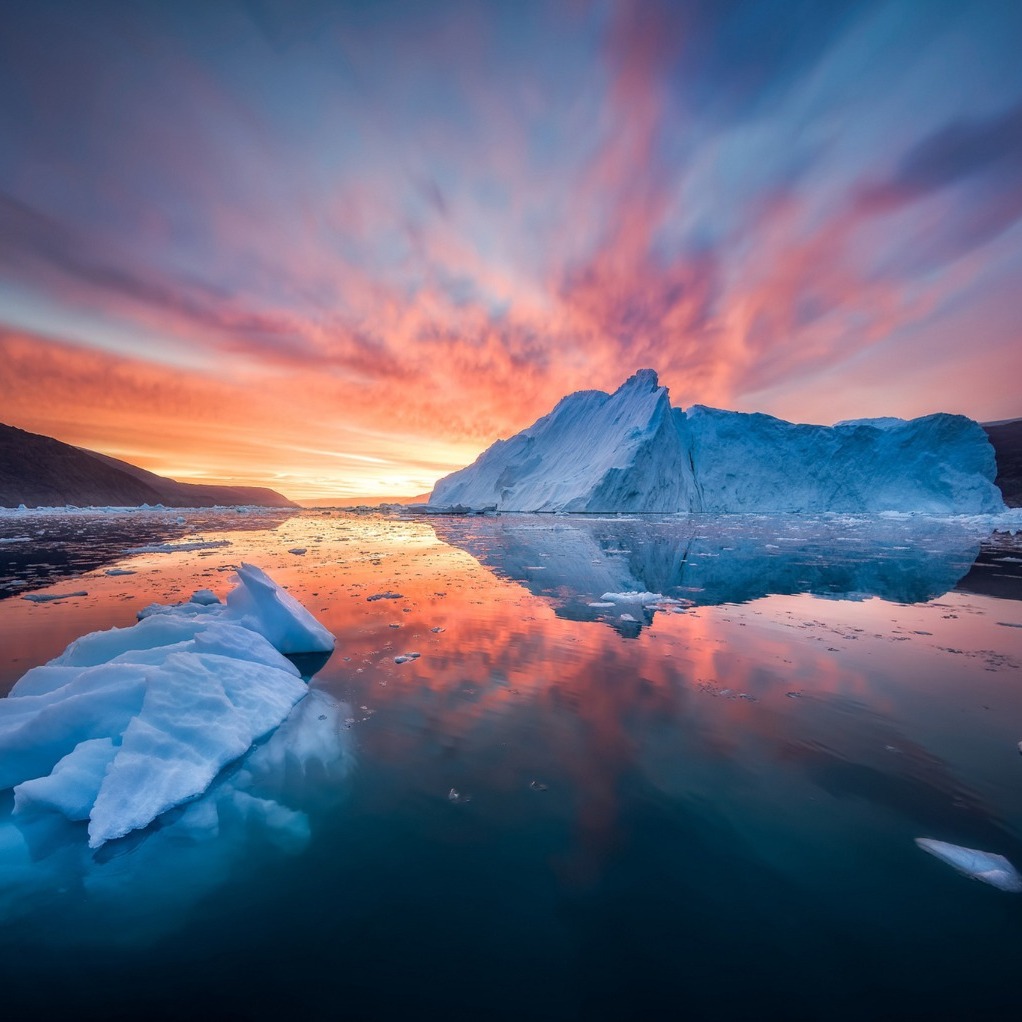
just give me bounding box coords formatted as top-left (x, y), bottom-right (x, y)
top-left (394, 652), bottom-right (421, 664)
top-left (430, 626), bottom-right (445, 633)
top-left (22, 590), bottom-right (88, 603)
top-left (288, 547), bottom-right (308, 555)
top-left (367, 591), bottom-right (404, 601)
top-left (104, 568), bottom-right (136, 576)
top-left (131, 539), bottom-right (231, 554)
top-left (447, 787), bottom-right (470, 803)
top-left (697, 682), bottom-right (757, 702)
top-left (529, 781), bottom-right (548, 792)
top-left (0, 564), bottom-right (335, 849)
top-left (915, 838), bottom-right (1022, 892)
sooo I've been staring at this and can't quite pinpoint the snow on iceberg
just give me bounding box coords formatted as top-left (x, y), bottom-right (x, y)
top-left (429, 370), bottom-right (1004, 514)
top-left (915, 838), bottom-right (1022, 892)
top-left (431, 369), bottom-right (699, 513)
top-left (0, 564), bottom-right (334, 848)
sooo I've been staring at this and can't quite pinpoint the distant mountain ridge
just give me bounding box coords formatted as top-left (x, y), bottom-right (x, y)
top-left (0, 423), bottom-right (296, 508)
top-left (981, 418), bottom-right (1022, 507)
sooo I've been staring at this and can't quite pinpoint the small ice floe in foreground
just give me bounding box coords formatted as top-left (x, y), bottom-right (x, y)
top-left (22, 590), bottom-right (88, 603)
top-left (0, 563), bottom-right (334, 849)
top-left (915, 838), bottom-right (1022, 892)
top-left (130, 539), bottom-right (231, 554)
top-left (288, 547), bottom-right (307, 555)
top-left (394, 652), bottom-right (421, 664)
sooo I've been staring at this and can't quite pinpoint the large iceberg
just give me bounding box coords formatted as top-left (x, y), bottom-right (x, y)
top-left (0, 563), bottom-right (334, 848)
top-left (430, 370), bottom-right (1004, 514)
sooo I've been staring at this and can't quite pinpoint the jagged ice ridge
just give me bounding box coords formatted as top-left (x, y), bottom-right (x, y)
top-left (430, 370), bottom-right (1004, 514)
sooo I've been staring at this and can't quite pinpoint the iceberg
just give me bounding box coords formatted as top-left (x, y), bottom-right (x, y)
top-left (430, 370), bottom-right (1004, 514)
top-left (0, 564), bottom-right (334, 848)
top-left (915, 838), bottom-right (1022, 892)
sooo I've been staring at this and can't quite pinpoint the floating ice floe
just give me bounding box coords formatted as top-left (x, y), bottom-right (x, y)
top-left (915, 838), bottom-right (1022, 892)
top-left (130, 539), bottom-right (232, 554)
top-left (0, 563), bottom-right (334, 849)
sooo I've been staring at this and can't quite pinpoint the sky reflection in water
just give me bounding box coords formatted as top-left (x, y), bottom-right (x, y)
top-left (0, 510), bottom-right (1020, 1020)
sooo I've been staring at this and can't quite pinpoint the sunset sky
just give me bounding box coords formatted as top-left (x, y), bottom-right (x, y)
top-left (2, 0), bottom-right (1021, 501)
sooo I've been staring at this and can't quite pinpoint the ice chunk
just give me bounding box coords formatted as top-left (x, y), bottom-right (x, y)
top-left (0, 564), bottom-right (333, 848)
top-left (189, 589), bottom-right (221, 606)
top-left (225, 562), bottom-right (334, 653)
top-left (87, 652), bottom-right (305, 848)
top-left (915, 838), bottom-right (1022, 892)
top-left (13, 737), bottom-right (118, 821)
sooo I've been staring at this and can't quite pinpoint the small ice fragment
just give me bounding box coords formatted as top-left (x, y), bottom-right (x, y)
top-left (394, 652), bottom-right (421, 664)
top-left (288, 548), bottom-right (307, 555)
top-left (529, 780), bottom-right (548, 792)
top-left (105, 568), bottom-right (136, 577)
top-left (1017, 740), bottom-right (1022, 756)
top-left (448, 787), bottom-right (470, 803)
top-left (367, 591), bottom-right (403, 601)
top-left (915, 838), bottom-right (1022, 892)
top-left (430, 626), bottom-right (445, 633)
top-left (619, 613), bottom-right (637, 622)
top-left (189, 589), bottom-right (221, 606)
top-left (23, 590), bottom-right (88, 603)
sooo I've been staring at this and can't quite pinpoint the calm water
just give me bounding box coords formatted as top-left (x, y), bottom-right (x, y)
top-left (1, 509), bottom-right (1021, 1021)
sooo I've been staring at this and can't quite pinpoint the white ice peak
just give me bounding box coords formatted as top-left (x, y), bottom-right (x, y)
top-left (430, 370), bottom-right (1004, 514)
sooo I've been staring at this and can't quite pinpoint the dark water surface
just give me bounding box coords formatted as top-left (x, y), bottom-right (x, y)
top-left (1, 509), bottom-right (1021, 1021)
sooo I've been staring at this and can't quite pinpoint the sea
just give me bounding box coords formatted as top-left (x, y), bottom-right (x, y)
top-left (1, 507), bottom-right (1021, 1021)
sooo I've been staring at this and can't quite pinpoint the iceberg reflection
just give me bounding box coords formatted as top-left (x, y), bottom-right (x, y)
top-left (428, 514), bottom-right (996, 632)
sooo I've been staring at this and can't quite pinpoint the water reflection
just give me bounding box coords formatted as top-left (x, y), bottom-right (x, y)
top-left (0, 512), bottom-right (1020, 1019)
top-left (427, 514), bottom-right (1004, 632)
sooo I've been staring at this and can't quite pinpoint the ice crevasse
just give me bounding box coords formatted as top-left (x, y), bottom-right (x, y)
top-left (429, 369), bottom-right (1005, 514)
top-left (0, 563), bottom-right (335, 848)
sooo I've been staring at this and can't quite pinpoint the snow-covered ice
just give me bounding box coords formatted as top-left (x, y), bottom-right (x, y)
top-left (0, 563), bottom-right (335, 848)
top-left (430, 369), bottom-right (1005, 514)
top-left (915, 838), bottom-right (1022, 892)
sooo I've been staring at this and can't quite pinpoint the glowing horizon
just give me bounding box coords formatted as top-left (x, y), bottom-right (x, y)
top-left (2, 1), bottom-right (1020, 501)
